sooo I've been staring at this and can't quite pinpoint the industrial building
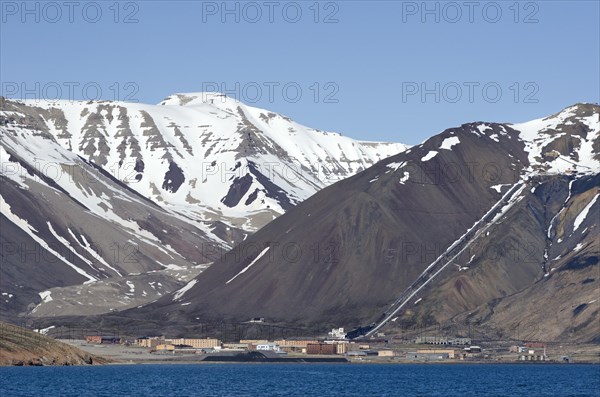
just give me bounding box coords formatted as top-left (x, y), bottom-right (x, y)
top-left (240, 339), bottom-right (269, 345)
top-left (274, 339), bottom-right (319, 353)
top-left (222, 343), bottom-right (249, 350)
top-left (378, 350), bottom-right (396, 357)
top-left (169, 338), bottom-right (221, 349)
top-left (306, 343), bottom-right (337, 355)
top-left (274, 339), bottom-right (318, 348)
top-left (328, 328), bottom-right (346, 339)
top-left (85, 335), bottom-right (121, 344)
top-left (414, 336), bottom-right (471, 346)
top-left (255, 343), bottom-right (281, 352)
top-left (136, 336), bottom-right (165, 348)
top-left (409, 349), bottom-right (456, 360)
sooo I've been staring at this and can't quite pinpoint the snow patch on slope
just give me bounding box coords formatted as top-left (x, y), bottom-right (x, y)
top-left (226, 246), bottom-right (270, 285)
top-left (0, 195), bottom-right (97, 282)
top-left (173, 279), bottom-right (198, 301)
top-left (573, 193), bottom-right (599, 231)
top-left (439, 136), bottom-right (460, 150)
top-left (421, 151), bottom-right (438, 162)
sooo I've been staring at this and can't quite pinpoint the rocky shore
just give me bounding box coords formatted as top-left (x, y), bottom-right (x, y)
top-left (0, 322), bottom-right (108, 366)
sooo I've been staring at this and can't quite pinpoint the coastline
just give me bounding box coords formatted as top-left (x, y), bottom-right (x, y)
top-left (2, 336), bottom-right (598, 367)
top-left (29, 339), bottom-right (600, 366)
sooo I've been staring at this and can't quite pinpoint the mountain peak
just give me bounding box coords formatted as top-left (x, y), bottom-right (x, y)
top-left (546, 102), bottom-right (599, 121)
top-left (158, 92), bottom-right (239, 107)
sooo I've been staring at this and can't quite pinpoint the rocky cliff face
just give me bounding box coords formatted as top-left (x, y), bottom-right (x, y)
top-left (0, 322), bottom-right (107, 366)
top-left (1, 93), bottom-right (406, 230)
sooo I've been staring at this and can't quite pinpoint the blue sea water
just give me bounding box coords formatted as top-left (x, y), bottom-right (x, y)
top-left (0, 363), bottom-right (598, 397)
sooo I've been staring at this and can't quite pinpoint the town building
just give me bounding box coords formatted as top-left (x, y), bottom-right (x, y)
top-left (328, 328), bottom-right (346, 339)
top-left (274, 339), bottom-right (318, 353)
top-left (155, 343), bottom-right (217, 354)
top-left (274, 339), bottom-right (318, 348)
top-left (463, 346), bottom-right (481, 353)
top-left (335, 342), bottom-right (362, 355)
top-left (414, 336), bottom-right (471, 346)
top-left (347, 351), bottom-right (367, 357)
top-left (222, 343), bottom-right (249, 350)
top-left (510, 346), bottom-right (531, 353)
top-left (306, 343), bottom-right (337, 355)
top-left (169, 338), bottom-right (221, 349)
top-left (457, 346), bottom-right (483, 359)
top-left (519, 353), bottom-right (547, 361)
top-left (240, 339), bottom-right (269, 345)
top-left (85, 335), bottom-right (121, 344)
top-left (136, 336), bottom-right (165, 348)
top-left (255, 343), bottom-right (281, 352)
top-left (408, 349), bottom-right (456, 360)
top-left (156, 344), bottom-right (175, 351)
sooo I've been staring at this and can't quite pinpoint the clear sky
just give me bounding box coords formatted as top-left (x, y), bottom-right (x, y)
top-left (1, 0), bottom-right (598, 144)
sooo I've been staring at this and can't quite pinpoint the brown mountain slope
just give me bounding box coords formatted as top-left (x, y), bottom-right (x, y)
top-left (383, 173), bottom-right (599, 343)
top-left (129, 122), bottom-right (531, 328)
top-left (25, 104), bottom-right (599, 343)
top-left (0, 322), bottom-right (108, 366)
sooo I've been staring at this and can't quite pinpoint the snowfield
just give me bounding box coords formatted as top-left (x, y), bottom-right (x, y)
top-left (4, 93), bottom-right (408, 232)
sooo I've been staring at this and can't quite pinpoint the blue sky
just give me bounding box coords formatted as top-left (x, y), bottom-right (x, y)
top-left (1, 0), bottom-right (598, 144)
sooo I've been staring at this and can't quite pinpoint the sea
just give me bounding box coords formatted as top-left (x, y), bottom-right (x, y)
top-left (0, 363), bottom-right (598, 397)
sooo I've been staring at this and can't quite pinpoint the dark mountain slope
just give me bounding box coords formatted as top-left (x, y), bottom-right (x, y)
top-left (133, 122), bottom-right (532, 327)
top-left (25, 104), bottom-right (599, 343)
top-left (385, 173), bottom-right (598, 342)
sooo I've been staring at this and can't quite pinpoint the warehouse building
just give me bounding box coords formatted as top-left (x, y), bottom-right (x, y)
top-left (414, 336), bottom-right (471, 346)
top-left (306, 343), bottom-right (337, 355)
top-left (85, 335), bottom-right (121, 344)
top-left (169, 338), bottom-right (221, 349)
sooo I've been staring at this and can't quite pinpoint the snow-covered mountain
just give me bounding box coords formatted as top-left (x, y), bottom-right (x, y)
top-left (2, 93), bottom-right (407, 231)
top-left (511, 104), bottom-right (599, 173)
top-left (0, 93), bottom-right (406, 319)
top-left (119, 103), bottom-right (599, 342)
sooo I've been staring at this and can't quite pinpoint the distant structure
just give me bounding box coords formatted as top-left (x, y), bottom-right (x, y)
top-left (169, 338), bottom-right (221, 349)
top-left (255, 343), bottom-right (281, 352)
top-left (85, 335), bottom-right (121, 344)
top-left (306, 343), bottom-right (337, 355)
top-left (510, 342), bottom-right (547, 361)
top-left (414, 336), bottom-right (471, 346)
top-left (409, 349), bottom-right (456, 360)
top-left (274, 339), bottom-right (319, 353)
top-left (328, 328), bottom-right (346, 339)
top-left (136, 336), bottom-right (164, 348)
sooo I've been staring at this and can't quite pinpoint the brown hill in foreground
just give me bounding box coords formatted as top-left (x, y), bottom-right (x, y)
top-left (0, 322), bottom-right (108, 366)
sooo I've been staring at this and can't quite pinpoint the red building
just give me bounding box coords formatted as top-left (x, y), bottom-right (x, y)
top-left (306, 343), bottom-right (337, 355)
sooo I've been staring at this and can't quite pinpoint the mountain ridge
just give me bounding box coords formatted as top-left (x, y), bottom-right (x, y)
top-left (113, 103), bottom-right (599, 342)
top-left (0, 93), bottom-right (406, 321)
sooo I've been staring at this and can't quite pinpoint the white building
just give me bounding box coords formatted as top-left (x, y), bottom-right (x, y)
top-left (328, 328), bottom-right (346, 339)
top-left (256, 343), bottom-right (281, 352)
